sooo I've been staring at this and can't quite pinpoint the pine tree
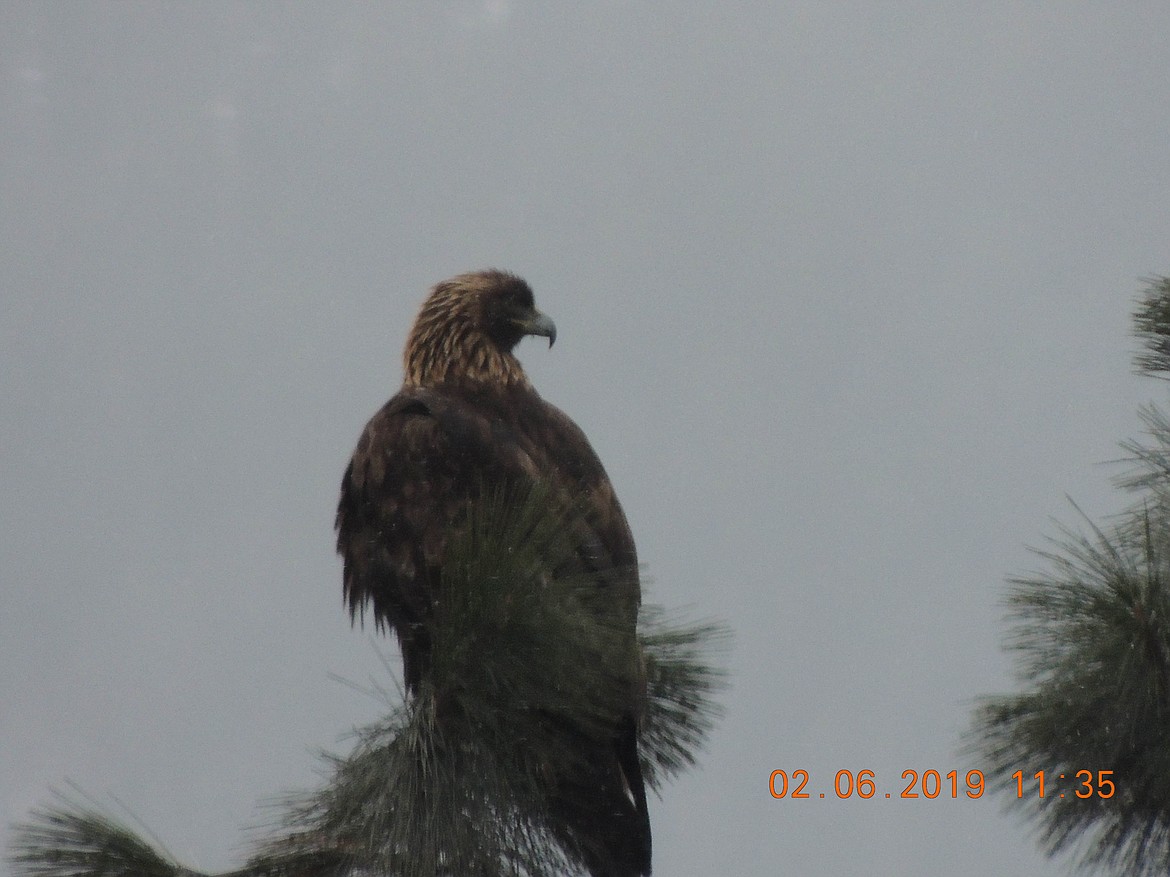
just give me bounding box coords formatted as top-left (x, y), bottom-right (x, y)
top-left (970, 276), bottom-right (1170, 875)
top-left (9, 485), bottom-right (727, 877)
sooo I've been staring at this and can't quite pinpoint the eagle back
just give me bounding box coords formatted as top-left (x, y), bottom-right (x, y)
top-left (335, 384), bottom-right (639, 647)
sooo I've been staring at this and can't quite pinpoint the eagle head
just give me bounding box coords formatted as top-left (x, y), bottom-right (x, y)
top-left (403, 270), bottom-right (556, 388)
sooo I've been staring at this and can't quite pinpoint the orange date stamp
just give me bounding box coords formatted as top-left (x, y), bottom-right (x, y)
top-left (768, 769), bottom-right (1116, 800)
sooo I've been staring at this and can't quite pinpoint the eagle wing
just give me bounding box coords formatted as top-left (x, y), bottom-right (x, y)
top-left (528, 400), bottom-right (641, 613)
top-left (336, 388), bottom-right (489, 690)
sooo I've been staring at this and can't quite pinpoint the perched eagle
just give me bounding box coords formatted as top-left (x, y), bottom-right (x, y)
top-left (335, 270), bottom-right (651, 877)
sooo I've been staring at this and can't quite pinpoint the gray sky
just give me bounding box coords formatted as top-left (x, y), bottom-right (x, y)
top-left (3, 3), bottom-right (1169, 875)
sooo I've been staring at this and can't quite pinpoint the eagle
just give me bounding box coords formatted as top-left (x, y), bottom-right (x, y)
top-left (335, 270), bottom-right (651, 877)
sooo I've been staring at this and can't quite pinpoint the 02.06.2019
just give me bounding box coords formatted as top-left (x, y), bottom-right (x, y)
top-left (768, 768), bottom-right (987, 800)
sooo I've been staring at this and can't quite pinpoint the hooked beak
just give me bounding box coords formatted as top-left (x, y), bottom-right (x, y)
top-left (523, 310), bottom-right (557, 348)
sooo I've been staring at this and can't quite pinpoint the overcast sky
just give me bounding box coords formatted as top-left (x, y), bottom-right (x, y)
top-left (3, 4), bottom-right (1170, 876)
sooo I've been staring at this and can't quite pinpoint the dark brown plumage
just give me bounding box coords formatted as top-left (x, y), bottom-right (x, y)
top-left (335, 270), bottom-right (651, 877)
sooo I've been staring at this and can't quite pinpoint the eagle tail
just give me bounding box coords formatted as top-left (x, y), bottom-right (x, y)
top-left (616, 711), bottom-right (652, 876)
top-left (549, 713), bottom-right (652, 877)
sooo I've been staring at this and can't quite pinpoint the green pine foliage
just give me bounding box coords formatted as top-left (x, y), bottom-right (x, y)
top-left (638, 606), bottom-right (729, 789)
top-left (9, 793), bottom-right (186, 877)
top-left (9, 483), bottom-right (726, 877)
top-left (1134, 277), bottom-right (1170, 378)
top-left (972, 511), bottom-right (1170, 872)
top-left (970, 277), bottom-right (1170, 874)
